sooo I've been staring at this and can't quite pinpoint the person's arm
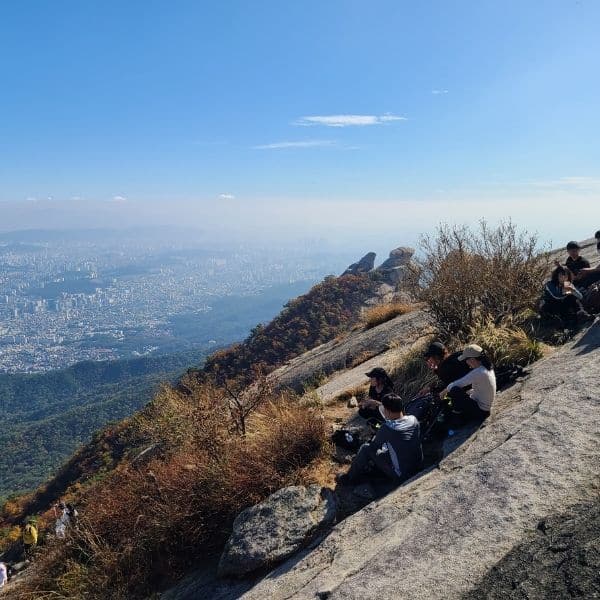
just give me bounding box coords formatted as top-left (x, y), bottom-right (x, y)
top-left (564, 281), bottom-right (583, 299)
top-left (439, 369), bottom-right (477, 398)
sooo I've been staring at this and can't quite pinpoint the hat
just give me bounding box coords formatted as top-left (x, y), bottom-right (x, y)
top-left (566, 241), bottom-right (581, 250)
top-left (458, 344), bottom-right (484, 361)
top-left (423, 341), bottom-right (446, 358)
top-left (365, 367), bottom-right (389, 379)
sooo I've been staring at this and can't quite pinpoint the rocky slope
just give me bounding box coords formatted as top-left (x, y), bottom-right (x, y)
top-left (241, 320), bottom-right (600, 599)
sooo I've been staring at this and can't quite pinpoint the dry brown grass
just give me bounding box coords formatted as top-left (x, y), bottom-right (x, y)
top-left (14, 382), bottom-right (328, 600)
top-left (332, 382), bottom-right (369, 405)
top-left (466, 318), bottom-right (544, 367)
top-left (362, 303), bottom-right (416, 330)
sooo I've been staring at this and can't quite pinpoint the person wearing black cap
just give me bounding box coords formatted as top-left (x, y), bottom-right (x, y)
top-left (562, 241), bottom-right (592, 286)
top-left (338, 393), bottom-right (423, 486)
top-left (359, 367), bottom-right (395, 425)
top-left (421, 341), bottom-right (471, 397)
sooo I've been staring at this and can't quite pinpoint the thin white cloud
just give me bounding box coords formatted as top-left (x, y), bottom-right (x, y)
top-left (219, 193), bottom-right (235, 200)
top-left (109, 195), bottom-right (127, 203)
top-left (294, 114), bottom-right (406, 127)
top-left (432, 89), bottom-right (449, 94)
top-left (527, 176), bottom-right (600, 191)
top-left (253, 140), bottom-right (336, 150)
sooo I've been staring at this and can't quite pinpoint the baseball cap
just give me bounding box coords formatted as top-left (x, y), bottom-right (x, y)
top-left (458, 344), bottom-right (484, 361)
top-left (365, 367), bottom-right (389, 379)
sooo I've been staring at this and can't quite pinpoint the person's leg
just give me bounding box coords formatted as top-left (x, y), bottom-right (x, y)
top-left (449, 390), bottom-right (489, 423)
top-left (345, 443), bottom-right (376, 482)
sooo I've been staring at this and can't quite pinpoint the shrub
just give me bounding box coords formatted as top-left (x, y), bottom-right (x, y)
top-left (419, 220), bottom-right (550, 337)
top-left (362, 303), bottom-right (416, 330)
top-left (14, 385), bottom-right (328, 600)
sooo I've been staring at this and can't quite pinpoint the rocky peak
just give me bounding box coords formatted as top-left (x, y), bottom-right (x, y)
top-left (341, 252), bottom-right (376, 276)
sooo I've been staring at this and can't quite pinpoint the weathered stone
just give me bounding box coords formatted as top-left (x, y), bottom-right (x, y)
top-left (377, 246), bottom-right (415, 271)
top-left (342, 252), bottom-right (376, 276)
top-left (217, 485), bottom-right (336, 578)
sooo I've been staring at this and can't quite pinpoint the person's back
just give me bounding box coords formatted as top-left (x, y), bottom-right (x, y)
top-left (23, 523), bottom-right (38, 547)
top-left (435, 351), bottom-right (471, 387)
top-left (371, 414), bottom-right (423, 482)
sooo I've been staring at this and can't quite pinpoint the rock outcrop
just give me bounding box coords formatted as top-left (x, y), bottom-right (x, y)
top-left (217, 485), bottom-right (336, 578)
top-left (241, 320), bottom-right (600, 599)
top-left (342, 252), bottom-right (376, 276)
top-left (374, 246), bottom-right (420, 287)
top-left (270, 309), bottom-right (434, 393)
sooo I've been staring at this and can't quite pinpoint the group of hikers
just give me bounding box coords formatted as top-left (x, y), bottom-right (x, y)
top-left (543, 234), bottom-right (600, 328)
top-left (0, 502), bottom-right (78, 587)
top-left (337, 340), bottom-right (495, 488)
top-left (337, 234), bottom-right (600, 490)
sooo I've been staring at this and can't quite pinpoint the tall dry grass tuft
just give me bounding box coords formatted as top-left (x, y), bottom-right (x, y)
top-left (362, 303), bottom-right (416, 330)
top-left (14, 385), bottom-right (328, 600)
top-left (466, 318), bottom-right (544, 367)
top-left (388, 343), bottom-right (438, 400)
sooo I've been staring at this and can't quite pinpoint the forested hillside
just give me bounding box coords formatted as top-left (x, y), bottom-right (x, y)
top-left (0, 351), bottom-right (207, 500)
top-left (199, 273), bottom-right (377, 385)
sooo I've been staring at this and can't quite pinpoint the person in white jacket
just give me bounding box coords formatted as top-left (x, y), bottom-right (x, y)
top-left (439, 344), bottom-right (496, 421)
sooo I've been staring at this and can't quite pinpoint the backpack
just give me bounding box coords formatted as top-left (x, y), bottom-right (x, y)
top-left (23, 523), bottom-right (38, 545)
top-left (331, 429), bottom-right (362, 451)
top-left (583, 283), bottom-right (600, 314)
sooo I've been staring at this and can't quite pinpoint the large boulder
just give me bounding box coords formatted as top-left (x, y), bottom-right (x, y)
top-left (342, 252), bottom-right (376, 276)
top-left (217, 485), bottom-right (336, 578)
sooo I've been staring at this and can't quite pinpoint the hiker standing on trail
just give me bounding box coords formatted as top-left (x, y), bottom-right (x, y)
top-left (0, 561), bottom-right (7, 588)
top-left (358, 367), bottom-right (394, 425)
top-left (54, 502), bottom-right (71, 539)
top-left (22, 520), bottom-right (38, 558)
top-left (439, 344), bottom-right (496, 422)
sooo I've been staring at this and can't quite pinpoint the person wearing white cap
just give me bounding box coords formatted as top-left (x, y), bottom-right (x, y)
top-left (438, 344), bottom-right (496, 421)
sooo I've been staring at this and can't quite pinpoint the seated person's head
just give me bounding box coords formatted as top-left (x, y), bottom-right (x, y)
top-left (566, 241), bottom-right (581, 259)
top-left (551, 265), bottom-right (571, 285)
top-left (595, 230), bottom-right (600, 253)
top-left (423, 341), bottom-right (447, 369)
top-left (365, 367), bottom-right (391, 388)
top-left (458, 344), bottom-right (493, 370)
top-left (380, 393), bottom-right (405, 419)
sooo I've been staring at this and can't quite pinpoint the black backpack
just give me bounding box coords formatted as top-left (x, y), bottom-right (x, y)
top-left (331, 429), bottom-right (362, 451)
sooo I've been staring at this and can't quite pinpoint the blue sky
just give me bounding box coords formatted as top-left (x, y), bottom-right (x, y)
top-left (0, 0), bottom-right (598, 246)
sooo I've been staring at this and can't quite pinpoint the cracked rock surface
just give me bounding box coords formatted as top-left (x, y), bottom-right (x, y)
top-left (242, 321), bottom-right (600, 600)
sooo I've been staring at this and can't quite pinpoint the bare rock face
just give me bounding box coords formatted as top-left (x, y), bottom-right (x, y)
top-left (241, 321), bottom-right (600, 599)
top-left (342, 252), bottom-right (376, 276)
top-left (217, 485), bottom-right (336, 578)
top-left (375, 246), bottom-right (421, 288)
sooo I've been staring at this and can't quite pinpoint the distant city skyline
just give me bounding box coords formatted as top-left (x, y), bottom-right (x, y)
top-left (1, 1), bottom-right (598, 245)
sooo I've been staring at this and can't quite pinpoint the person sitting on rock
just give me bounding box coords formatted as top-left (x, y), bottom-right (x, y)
top-left (420, 341), bottom-right (471, 397)
top-left (438, 344), bottom-right (496, 422)
top-left (560, 241), bottom-right (600, 289)
top-left (339, 393), bottom-right (423, 486)
top-left (358, 367), bottom-right (395, 426)
top-left (542, 265), bottom-right (589, 328)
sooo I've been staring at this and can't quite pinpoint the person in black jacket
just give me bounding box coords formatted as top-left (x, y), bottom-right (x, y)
top-left (358, 367), bottom-right (394, 426)
top-left (338, 393), bottom-right (423, 486)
